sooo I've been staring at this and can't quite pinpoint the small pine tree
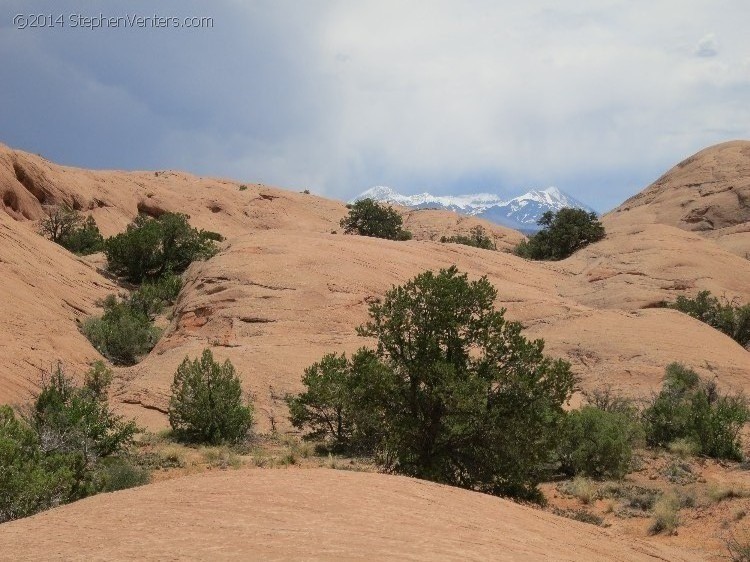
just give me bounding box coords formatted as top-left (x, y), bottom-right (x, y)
top-left (169, 349), bottom-right (253, 444)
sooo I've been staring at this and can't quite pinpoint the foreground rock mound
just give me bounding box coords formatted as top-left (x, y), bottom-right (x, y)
top-left (0, 468), bottom-right (700, 561)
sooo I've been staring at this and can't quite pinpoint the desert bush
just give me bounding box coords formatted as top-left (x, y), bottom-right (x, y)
top-left (643, 363), bottom-right (749, 461)
top-left (0, 406), bottom-right (75, 523)
top-left (582, 386), bottom-right (639, 418)
top-left (1, 363), bottom-right (139, 522)
top-left (39, 204), bottom-right (81, 244)
top-left (82, 295), bottom-right (161, 366)
top-left (135, 442), bottom-right (186, 471)
top-left (669, 290), bottom-right (750, 348)
top-left (288, 266), bottom-right (576, 502)
top-left (128, 273), bottom-right (182, 316)
top-left (287, 353), bottom-right (354, 449)
top-left (60, 215), bottom-right (105, 255)
top-left (726, 530), bottom-right (750, 562)
top-left (514, 208), bottom-right (605, 260)
top-left (340, 198), bottom-right (412, 241)
top-left (104, 213), bottom-right (218, 283)
top-left (29, 363), bottom-right (139, 496)
top-left (707, 484), bottom-right (750, 503)
top-left (440, 225), bottom-right (496, 250)
top-left (168, 349), bottom-right (253, 445)
top-left (39, 205), bottom-right (104, 255)
top-left (668, 437), bottom-right (700, 458)
top-left (558, 406), bottom-right (640, 479)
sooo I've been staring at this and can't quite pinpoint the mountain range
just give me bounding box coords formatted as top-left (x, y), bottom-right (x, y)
top-left (352, 185), bottom-right (595, 232)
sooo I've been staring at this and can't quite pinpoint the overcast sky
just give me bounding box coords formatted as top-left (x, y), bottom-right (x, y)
top-left (2, 1), bottom-right (749, 211)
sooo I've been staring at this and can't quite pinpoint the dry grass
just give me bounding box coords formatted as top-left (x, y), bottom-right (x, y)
top-left (561, 477), bottom-right (598, 505)
top-left (708, 484), bottom-right (750, 504)
top-left (667, 438), bottom-right (699, 458)
top-left (649, 491), bottom-right (680, 535)
top-left (726, 529), bottom-right (750, 561)
top-left (200, 446), bottom-right (244, 470)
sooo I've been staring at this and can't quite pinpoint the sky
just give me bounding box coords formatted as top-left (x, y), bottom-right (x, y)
top-left (1, 1), bottom-right (749, 212)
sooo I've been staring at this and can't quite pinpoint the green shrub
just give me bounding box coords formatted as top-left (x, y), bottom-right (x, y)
top-left (340, 198), bottom-right (412, 241)
top-left (288, 266), bottom-right (576, 502)
top-left (669, 290), bottom-right (750, 348)
top-left (287, 353), bottom-right (354, 448)
top-left (60, 216), bottom-right (105, 255)
top-left (104, 213), bottom-right (218, 283)
top-left (643, 363), bottom-right (749, 460)
top-left (1, 363), bottom-right (139, 522)
top-left (440, 225), bottom-right (496, 250)
top-left (558, 406), bottom-right (639, 479)
top-left (128, 273), bottom-right (183, 316)
top-left (29, 363), bottom-right (138, 486)
top-left (82, 295), bottom-right (161, 366)
top-left (169, 349), bottom-right (253, 445)
top-left (39, 205), bottom-right (104, 255)
top-left (0, 406), bottom-right (75, 522)
top-left (514, 208), bottom-right (605, 260)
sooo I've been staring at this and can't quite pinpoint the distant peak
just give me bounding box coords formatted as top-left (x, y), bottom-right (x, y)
top-left (351, 184), bottom-right (595, 231)
top-left (358, 185), bottom-right (400, 199)
top-left (542, 186), bottom-right (563, 197)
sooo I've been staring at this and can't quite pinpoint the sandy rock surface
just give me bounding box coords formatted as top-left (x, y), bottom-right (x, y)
top-left (0, 468), bottom-right (703, 561)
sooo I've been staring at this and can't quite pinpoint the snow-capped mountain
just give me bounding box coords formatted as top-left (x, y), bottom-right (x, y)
top-left (352, 186), bottom-right (595, 232)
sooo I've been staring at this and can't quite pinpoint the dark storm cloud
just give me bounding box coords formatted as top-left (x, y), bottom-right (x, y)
top-left (1, 1), bottom-right (749, 211)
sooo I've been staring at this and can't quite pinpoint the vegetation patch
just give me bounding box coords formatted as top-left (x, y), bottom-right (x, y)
top-left (649, 491), bottom-right (680, 535)
top-left (39, 204), bottom-right (104, 255)
top-left (104, 212), bottom-right (218, 283)
top-left (0, 362), bottom-right (139, 523)
top-left (668, 290), bottom-right (750, 348)
top-left (643, 363), bottom-right (749, 461)
top-left (440, 225), bottom-right (496, 250)
top-left (552, 507), bottom-right (605, 526)
top-left (82, 295), bottom-right (161, 366)
top-left (340, 198), bottom-right (412, 241)
top-left (288, 266), bottom-right (576, 502)
top-left (514, 208), bottom-right (605, 260)
top-left (169, 349), bottom-right (254, 445)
